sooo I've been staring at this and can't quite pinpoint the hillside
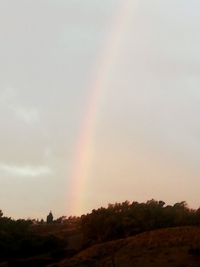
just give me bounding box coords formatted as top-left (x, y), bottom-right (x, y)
top-left (52, 226), bottom-right (200, 267)
top-left (1, 200), bottom-right (200, 266)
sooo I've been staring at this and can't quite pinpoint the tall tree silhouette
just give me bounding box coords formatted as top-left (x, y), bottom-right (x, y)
top-left (46, 211), bottom-right (53, 224)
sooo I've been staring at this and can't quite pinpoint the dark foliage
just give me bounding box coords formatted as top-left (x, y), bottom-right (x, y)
top-left (1, 200), bottom-right (200, 265)
top-left (80, 199), bottom-right (200, 245)
top-left (46, 211), bottom-right (54, 224)
top-left (0, 215), bottom-right (67, 265)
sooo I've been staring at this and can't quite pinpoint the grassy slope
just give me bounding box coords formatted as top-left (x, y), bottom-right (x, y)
top-left (52, 226), bottom-right (200, 267)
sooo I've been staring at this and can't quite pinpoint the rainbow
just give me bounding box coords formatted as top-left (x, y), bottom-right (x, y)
top-left (69, 0), bottom-right (139, 215)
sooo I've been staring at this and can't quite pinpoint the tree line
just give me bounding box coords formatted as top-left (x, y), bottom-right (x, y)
top-left (80, 199), bottom-right (200, 245)
top-left (1, 199), bottom-right (200, 264)
top-left (0, 211), bottom-right (67, 265)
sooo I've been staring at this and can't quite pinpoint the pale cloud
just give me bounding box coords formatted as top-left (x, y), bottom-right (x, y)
top-left (1, 0), bottom-right (200, 218)
top-left (0, 87), bottom-right (16, 102)
top-left (13, 106), bottom-right (39, 124)
top-left (0, 87), bottom-right (40, 124)
top-left (0, 163), bottom-right (52, 177)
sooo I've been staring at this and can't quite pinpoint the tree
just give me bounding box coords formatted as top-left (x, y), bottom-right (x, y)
top-left (0, 210), bottom-right (3, 218)
top-left (46, 211), bottom-right (53, 224)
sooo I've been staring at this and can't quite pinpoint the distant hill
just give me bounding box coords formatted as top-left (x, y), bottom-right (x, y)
top-left (52, 226), bottom-right (200, 267)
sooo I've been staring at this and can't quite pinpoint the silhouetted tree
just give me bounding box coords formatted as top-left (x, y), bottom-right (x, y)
top-left (46, 211), bottom-right (53, 224)
top-left (80, 199), bottom-right (200, 245)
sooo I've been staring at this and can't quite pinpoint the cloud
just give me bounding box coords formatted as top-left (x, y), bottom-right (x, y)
top-left (0, 163), bottom-right (52, 177)
top-left (0, 87), bottom-right (40, 125)
top-left (0, 87), bottom-right (16, 103)
top-left (13, 106), bottom-right (39, 124)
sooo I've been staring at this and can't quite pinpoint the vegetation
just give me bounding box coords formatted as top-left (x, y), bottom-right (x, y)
top-left (1, 199), bottom-right (200, 266)
top-left (0, 210), bottom-right (68, 266)
top-left (58, 226), bottom-right (200, 267)
top-left (46, 211), bottom-right (54, 224)
top-left (80, 199), bottom-right (200, 245)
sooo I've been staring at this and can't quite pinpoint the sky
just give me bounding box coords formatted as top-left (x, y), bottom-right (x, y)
top-left (0, 0), bottom-right (200, 219)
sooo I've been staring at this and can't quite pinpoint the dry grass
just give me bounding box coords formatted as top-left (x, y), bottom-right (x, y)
top-left (52, 226), bottom-right (200, 267)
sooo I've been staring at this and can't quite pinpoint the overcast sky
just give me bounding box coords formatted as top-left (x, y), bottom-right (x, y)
top-left (0, 0), bottom-right (200, 219)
